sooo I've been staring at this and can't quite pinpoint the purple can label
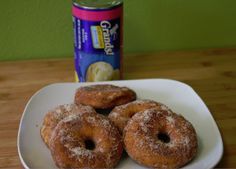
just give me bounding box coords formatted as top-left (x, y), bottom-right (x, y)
top-left (72, 5), bottom-right (123, 82)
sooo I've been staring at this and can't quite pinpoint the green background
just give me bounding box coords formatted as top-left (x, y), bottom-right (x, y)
top-left (0, 0), bottom-right (236, 61)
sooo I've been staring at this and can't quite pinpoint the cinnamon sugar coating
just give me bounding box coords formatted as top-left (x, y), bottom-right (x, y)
top-left (40, 103), bottom-right (96, 147)
top-left (49, 113), bottom-right (123, 169)
top-left (108, 99), bottom-right (171, 133)
top-left (123, 109), bottom-right (198, 169)
top-left (74, 84), bottom-right (136, 109)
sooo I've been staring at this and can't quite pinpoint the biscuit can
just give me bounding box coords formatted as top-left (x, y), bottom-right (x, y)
top-left (72, 0), bottom-right (123, 82)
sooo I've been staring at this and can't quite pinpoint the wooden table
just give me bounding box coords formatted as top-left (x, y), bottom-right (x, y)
top-left (0, 48), bottom-right (235, 168)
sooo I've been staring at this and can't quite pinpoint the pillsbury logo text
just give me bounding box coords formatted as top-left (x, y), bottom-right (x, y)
top-left (100, 21), bottom-right (118, 55)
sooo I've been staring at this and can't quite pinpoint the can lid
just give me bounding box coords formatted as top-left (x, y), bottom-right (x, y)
top-left (73, 0), bottom-right (123, 10)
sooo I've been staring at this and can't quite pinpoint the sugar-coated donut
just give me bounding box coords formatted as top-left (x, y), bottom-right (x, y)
top-left (49, 113), bottom-right (123, 169)
top-left (108, 100), bottom-right (171, 133)
top-left (123, 108), bottom-right (198, 169)
top-left (74, 84), bottom-right (136, 109)
top-left (40, 103), bottom-right (96, 147)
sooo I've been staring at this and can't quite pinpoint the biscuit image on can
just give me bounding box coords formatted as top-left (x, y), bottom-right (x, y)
top-left (86, 62), bottom-right (114, 82)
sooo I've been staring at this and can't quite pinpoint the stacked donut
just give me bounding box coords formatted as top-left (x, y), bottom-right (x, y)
top-left (40, 84), bottom-right (198, 169)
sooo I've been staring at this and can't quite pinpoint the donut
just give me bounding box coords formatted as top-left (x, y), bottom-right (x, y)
top-left (108, 100), bottom-right (171, 133)
top-left (74, 84), bottom-right (136, 109)
top-left (49, 113), bottom-right (123, 168)
top-left (40, 103), bottom-right (96, 147)
top-left (123, 108), bottom-right (198, 168)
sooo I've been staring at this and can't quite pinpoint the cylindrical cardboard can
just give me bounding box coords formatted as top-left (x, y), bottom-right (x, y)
top-left (72, 0), bottom-right (123, 82)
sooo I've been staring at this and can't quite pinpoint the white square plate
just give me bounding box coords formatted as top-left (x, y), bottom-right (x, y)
top-left (17, 79), bottom-right (223, 169)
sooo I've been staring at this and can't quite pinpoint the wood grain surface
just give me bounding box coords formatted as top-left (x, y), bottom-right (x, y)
top-left (0, 48), bottom-right (235, 168)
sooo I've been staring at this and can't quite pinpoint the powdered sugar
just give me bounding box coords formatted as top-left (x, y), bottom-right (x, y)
top-left (63, 104), bottom-right (73, 112)
top-left (167, 142), bottom-right (175, 148)
top-left (99, 117), bottom-right (113, 133)
top-left (62, 114), bottom-right (80, 123)
top-left (86, 116), bottom-right (96, 124)
top-left (182, 137), bottom-right (190, 145)
top-left (142, 109), bottom-right (153, 122)
top-left (53, 106), bottom-right (64, 119)
top-left (166, 116), bottom-right (175, 124)
top-left (132, 99), bottom-right (158, 106)
top-left (97, 146), bottom-right (105, 153)
top-left (69, 146), bottom-right (93, 158)
top-left (109, 112), bottom-right (119, 118)
top-left (108, 93), bottom-right (118, 100)
top-left (55, 108), bottom-right (62, 114)
top-left (136, 139), bottom-right (145, 149)
top-left (160, 105), bottom-right (169, 111)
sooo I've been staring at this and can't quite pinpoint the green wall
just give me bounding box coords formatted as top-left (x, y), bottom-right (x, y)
top-left (0, 0), bottom-right (236, 61)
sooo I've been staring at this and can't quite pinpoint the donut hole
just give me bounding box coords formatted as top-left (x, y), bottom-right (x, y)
top-left (157, 132), bottom-right (170, 143)
top-left (84, 139), bottom-right (95, 150)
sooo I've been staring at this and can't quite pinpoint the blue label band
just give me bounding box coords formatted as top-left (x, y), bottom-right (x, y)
top-left (73, 15), bottom-right (121, 82)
